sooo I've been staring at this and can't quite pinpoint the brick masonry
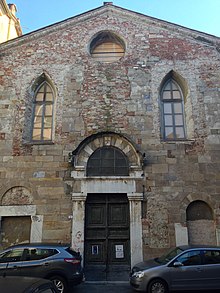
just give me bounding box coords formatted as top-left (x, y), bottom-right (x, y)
top-left (0, 4), bottom-right (219, 259)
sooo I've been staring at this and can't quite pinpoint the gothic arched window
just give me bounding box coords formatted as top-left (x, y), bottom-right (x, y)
top-left (87, 146), bottom-right (129, 176)
top-left (32, 81), bottom-right (54, 142)
top-left (161, 78), bottom-right (186, 140)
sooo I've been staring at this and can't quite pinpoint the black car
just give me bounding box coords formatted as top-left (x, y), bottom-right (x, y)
top-left (0, 243), bottom-right (84, 293)
top-left (130, 245), bottom-right (220, 293)
top-left (0, 276), bottom-right (58, 293)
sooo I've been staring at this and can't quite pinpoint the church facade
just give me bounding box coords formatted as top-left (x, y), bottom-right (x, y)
top-left (0, 1), bottom-right (219, 280)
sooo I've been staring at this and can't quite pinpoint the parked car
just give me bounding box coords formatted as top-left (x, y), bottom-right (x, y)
top-left (0, 276), bottom-right (58, 293)
top-left (130, 245), bottom-right (220, 293)
top-left (0, 243), bottom-right (84, 293)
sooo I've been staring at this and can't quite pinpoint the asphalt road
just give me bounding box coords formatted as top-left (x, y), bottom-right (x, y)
top-left (72, 282), bottom-right (220, 293)
top-left (73, 281), bottom-right (133, 293)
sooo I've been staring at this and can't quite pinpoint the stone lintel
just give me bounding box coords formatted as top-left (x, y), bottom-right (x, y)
top-left (0, 205), bottom-right (36, 216)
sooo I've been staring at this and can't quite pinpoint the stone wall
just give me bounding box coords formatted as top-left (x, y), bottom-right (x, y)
top-left (0, 4), bottom-right (219, 256)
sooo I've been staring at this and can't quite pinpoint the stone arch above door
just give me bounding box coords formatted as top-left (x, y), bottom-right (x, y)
top-left (70, 132), bottom-right (143, 171)
top-left (1, 186), bottom-right (33, 205)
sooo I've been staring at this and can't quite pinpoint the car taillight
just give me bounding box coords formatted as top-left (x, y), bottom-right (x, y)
top-left (64, 258), bottom-right (80, 264)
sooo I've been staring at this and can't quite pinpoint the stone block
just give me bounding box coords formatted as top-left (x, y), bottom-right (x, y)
top-left (152, 164), bottom-right (168, 173)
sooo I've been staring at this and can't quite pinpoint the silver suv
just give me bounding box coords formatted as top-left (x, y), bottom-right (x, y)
top-left (130, 245), bottom-right (220, 293)
top-left (0, 243), bottom-right (84, 293)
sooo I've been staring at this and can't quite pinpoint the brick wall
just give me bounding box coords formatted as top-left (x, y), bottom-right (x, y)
top-left (0, 5), bottom-right (219, 254)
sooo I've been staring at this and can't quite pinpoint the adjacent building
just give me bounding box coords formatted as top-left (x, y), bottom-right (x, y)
top-left (0, 1), bottom-right (219, 281)
top-left (0, 0), bottom-right (22, 43)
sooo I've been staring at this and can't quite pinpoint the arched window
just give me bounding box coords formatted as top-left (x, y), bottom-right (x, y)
top-left (161, 77), bottom-right (186, 140)
top-left (87, 146), bottom-right (129, 176)
top-left (90, 31), bottom-right (125, 63)
top-left (32, 81), bottom-right (54, 142)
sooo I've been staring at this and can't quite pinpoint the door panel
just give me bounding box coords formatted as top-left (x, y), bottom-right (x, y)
top-left (84, 194), bottom-right (130, 281)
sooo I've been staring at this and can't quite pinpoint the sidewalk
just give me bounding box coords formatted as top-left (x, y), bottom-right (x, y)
top-left (73, 281), bottom-right (133, 293)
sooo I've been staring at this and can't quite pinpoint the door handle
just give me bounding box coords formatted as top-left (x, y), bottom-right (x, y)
top-left (43, 262), bottom-right (49, 266)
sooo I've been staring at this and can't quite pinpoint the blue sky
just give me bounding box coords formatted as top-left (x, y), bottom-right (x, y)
top-left (12, 0), bottom-right (220, 37)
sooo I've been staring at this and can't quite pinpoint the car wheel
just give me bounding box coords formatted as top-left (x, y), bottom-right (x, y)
top-left (147, 279), bottom-right (168, 293)
top-left (49, 275), bottom-right (67, 293)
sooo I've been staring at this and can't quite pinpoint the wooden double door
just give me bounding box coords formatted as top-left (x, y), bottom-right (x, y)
top-left (84, 193), bottom-right (130, 281)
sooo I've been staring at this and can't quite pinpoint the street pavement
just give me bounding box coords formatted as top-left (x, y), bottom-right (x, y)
top-left (72, 282), bottom-right (220, 293)
top-left (73, 281), bottom-right (133, 293)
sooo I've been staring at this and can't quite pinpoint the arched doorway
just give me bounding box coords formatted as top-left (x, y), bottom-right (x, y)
top-left (84, 146), bottom-right (130, 281)
top-left (69, 132), bottom-right (144, 281)
top-left (186, 200), bottom-right (216, 245)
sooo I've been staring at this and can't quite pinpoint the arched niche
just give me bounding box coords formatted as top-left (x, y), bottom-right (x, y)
top-left (186, 200), bottom-right (216, 245)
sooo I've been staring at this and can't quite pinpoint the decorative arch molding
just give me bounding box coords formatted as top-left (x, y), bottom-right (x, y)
top-left (70, 132), bottom-right (143, 170)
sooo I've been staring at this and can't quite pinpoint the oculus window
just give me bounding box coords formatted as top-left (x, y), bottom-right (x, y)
top-left (32, 81), bottom-right (54, 142)
top-left (87, 146), bottom-right (129, 176)
top-left (161, 78), bottom-right (186, 140)
top-left (90, 31), bottom-right (125, 63)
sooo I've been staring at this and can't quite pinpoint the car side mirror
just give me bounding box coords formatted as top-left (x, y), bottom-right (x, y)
top-left (173, 261), bottom-right (183, 267)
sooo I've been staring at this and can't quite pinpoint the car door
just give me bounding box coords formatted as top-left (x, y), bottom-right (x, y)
top-left (0, 248), bottom-right (24, 277)
top-left (169, 250), bottom-right (204, 291)
top-left (200, 249), bottom-right (220, 290)
top-left (19, 248), bottom-right (56, 278)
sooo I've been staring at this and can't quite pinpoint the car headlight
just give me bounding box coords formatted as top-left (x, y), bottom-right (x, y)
top-left (133, 271), bottom-right (144, 279)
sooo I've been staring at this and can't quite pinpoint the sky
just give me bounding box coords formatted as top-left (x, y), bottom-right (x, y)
top-left (12, 0), bottom-right (220, 37)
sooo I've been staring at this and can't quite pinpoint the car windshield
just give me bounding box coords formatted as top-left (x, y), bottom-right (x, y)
top-left (156, 247), bottom-right (184, 265)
